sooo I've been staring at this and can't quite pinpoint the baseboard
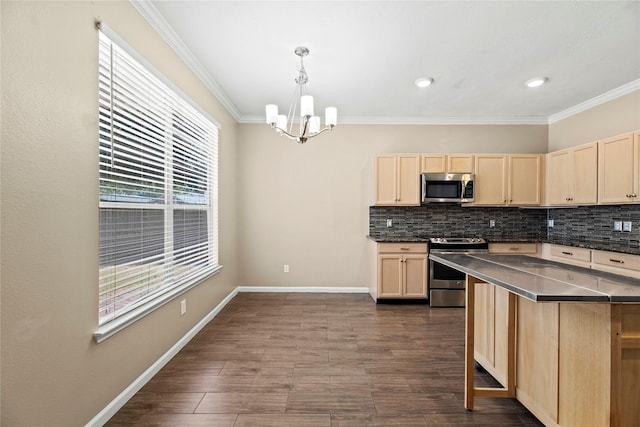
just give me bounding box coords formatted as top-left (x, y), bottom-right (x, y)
top-left (86, 285), bottom-right (368, 426)
top-left (85, 288), bottom-right (239, 427)
top-left (237, 286), bottom-right (370, 293)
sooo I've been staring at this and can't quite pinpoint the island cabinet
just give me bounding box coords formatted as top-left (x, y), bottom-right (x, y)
top-left (598, 131), bottom-right (640, 204)
top-left (473, 282), bottom-right (511, 387)
top-left (473, 154), bottom-right (543, 206)
top-left (515, 299), bottom-right (640, 427)
top-left (421, 154), bottom-right (474, 173)
top-left (368, 242), bottom-right (427, 301)
top-left (546, 142), bottom-right (598, 205)
top-left (373, 154), bottom-right (420, 206)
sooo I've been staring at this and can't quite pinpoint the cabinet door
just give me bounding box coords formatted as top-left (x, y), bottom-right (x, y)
top-left (572, 142), bottom-right (598, 205)
top-left (378, 255), bottom-right (403, 297)
top-left (474, 155), bottom-right (507, 205)
top-left (509, 155), bottom-right (542, 205)
top-left (375, 155), bottom-right (398, 205)
top-left (421, 154), bottom-right (447, 173)
top-left (517, 297), bottom-right (559, 425)
top-left (546, 150), bottom-right (571, 205)
top-left (403, 255), bottom-right (427, 297)
top-left (448, 155), bottom-right (474, 173)
top-left (474, 282), bottom-right (495, 368)
top-left (598, 132), bottom-right (635, 204)
top-left (397, 154), bottom-right (420, 205)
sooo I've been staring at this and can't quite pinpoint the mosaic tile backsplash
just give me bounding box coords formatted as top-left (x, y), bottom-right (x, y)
top-left (370, 204), bottom-right (640, 255)
top-left (369, 205), bottom-right (546, 242)
top-left (547, 205), bottom-right (640, 254)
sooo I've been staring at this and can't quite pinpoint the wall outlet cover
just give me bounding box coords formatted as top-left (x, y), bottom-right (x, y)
top-left (623, 221), bottom-right (632, 232)
top-left (614, 221), bottom-right (623, 231)
top-left (548, 219), bottom-right (554, 228)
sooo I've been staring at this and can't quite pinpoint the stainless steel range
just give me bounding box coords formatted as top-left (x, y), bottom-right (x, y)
top-left (429, 237), bottom-right (488, 307)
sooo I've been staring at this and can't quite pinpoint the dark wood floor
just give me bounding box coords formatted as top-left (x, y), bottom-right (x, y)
top-left (106, 293), bottom-right (544, 426)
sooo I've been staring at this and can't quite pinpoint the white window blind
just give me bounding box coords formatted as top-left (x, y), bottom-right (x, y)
top-left (98, 30), bottom-right (219, 328)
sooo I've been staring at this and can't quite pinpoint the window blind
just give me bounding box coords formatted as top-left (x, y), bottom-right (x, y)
top-left (98, 31), bottom-right (219, 326)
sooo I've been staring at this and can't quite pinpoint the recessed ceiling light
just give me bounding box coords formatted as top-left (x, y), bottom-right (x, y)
top-left (415, 77), bottom-right (434, 88)
top-left (525, 77), bottom-right (548, 88)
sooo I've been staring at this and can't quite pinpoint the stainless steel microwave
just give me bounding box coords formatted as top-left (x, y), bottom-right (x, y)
top-left (421, 173), bottom-right (475, 203)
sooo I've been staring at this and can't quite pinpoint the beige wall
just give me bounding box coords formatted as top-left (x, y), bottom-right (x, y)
top-left (548, 90), bottom-right (640, 151)
top-left (236, 124), bottom-right (547, 287)
top-left (1, 1), bottom-right (239, 425)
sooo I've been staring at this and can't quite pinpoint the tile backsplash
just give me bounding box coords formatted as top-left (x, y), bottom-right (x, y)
top-left (547, 205), bottom-right (640, 254)
top-left (369, 205), bottom-right (546, 241)
top-left (370, 204), bottom-right (640, 255)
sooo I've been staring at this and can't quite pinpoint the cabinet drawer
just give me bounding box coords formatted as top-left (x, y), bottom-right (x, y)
top-left (378, 243), bottom-right (426, 254)
top-left (549, 245), bottom-right (591, 263)
top-left (592, 251), bottom-right (640, 272)
top-left (489, 242), bottom-right (538, 255)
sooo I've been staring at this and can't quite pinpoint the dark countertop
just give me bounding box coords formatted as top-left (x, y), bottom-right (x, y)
top-left (367, 235), bottom-right (428, 243)
top-left (429, 253), bottom-right (640, 303)
top-left (367, 235), bottom-right (640, 256)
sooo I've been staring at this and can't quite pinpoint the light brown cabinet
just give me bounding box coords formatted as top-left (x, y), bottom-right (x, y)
top-left (489, 242), bottom-right (539, 255)
top-left (546, 142), bottom-right (598, 205)
top-left (597, 131), bottom-right (639, 204)
top-left (473, 282), bottom-right (510, 387)
top-left (369, 242), bottom-right (427, 301)
top-left (473, 154), bottom-right (543, 206)
top-left (421, 154), bottom-right (474, 173)
top-left (373, 154), bottom-right (420, 206)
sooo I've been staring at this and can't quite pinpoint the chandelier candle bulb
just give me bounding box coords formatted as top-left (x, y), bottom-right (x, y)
top-left (276, 115), bottom-right (287, 132)
top-left (325, 107), bottom-right (337, 126)
top-left (309, 116), bottom-right (320, 134)
top-left (300, 95), bottom-right (314, 117)
top-left (265, 104), bottom-right (278, 124)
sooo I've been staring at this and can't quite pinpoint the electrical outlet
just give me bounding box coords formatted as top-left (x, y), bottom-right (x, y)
top-left (386, 219), bottom-right (393, 228)
top-left (623, 221), bottom-right (632, 232)
top-left (284, 264), bottom-right (290, 273)
top-left (180, 299), bottom-right (187, 316)
top-left (489, 220), bottom-right (495, 228)
top-left (614, 221), bottom-right (623, 232)
top-left (548, 219), bottom-right (554, 228)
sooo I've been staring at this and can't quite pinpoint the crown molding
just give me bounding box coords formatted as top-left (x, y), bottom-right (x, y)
top-left (130, 0), bottom-right (242, 121)
top-left (239, 115), bottom-right (549, 125)
top-left (548, 79), bottom-right (640, 124)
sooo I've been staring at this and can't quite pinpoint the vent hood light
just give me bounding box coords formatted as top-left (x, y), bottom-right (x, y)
top-left (415, 77), bottom-right (434, 88)
top-left (525, 77), bottom-right (547, 88)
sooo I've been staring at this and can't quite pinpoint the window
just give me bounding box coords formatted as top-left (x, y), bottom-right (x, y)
top-left (97, 30), bottom-right (219, 336)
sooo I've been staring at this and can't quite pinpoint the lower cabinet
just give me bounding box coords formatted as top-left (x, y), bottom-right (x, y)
top-left (369, 242), bottom-right (427, 301)
top-left (473, 282), bottom-right (510, 386)
top-left (516, 297), bottom-right (560, 426)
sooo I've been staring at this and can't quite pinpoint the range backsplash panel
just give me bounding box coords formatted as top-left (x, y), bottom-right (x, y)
top-left (370, 205), bottom-right (546, 242)
top-left (547, 205), bottom-right (640, 254)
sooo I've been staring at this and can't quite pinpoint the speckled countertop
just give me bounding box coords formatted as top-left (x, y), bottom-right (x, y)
top-left (367, 235), bottom-right (640, 255)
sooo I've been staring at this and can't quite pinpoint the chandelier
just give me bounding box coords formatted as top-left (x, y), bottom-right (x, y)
top-left (265, 46), bottom-right (337, 144)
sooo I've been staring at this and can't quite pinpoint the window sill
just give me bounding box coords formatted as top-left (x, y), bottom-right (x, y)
top-left (93, 265), bottom-right (223, 343)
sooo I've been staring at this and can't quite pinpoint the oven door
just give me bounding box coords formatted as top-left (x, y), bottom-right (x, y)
top-left (429, 259), bottom-right (466, 289)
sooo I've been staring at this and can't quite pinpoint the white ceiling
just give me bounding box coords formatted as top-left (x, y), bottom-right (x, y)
top-left (136, 1), bottom-right (640, 124)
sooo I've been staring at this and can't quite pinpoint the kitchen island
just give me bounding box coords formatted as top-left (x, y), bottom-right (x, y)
top-left (429, 253), bottom-right (640, 427)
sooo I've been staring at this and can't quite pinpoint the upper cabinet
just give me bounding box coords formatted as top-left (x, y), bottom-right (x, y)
top-left (546, 142), bottom-right (598, 206)
top-left (373, 154), bottom-right (420, 206)
top-left (473, 154), bottom-right (543, 206)
top-left (598, 132), bottom-right (639, 204)
top-left (421, 154), bottom-right (474, 173)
